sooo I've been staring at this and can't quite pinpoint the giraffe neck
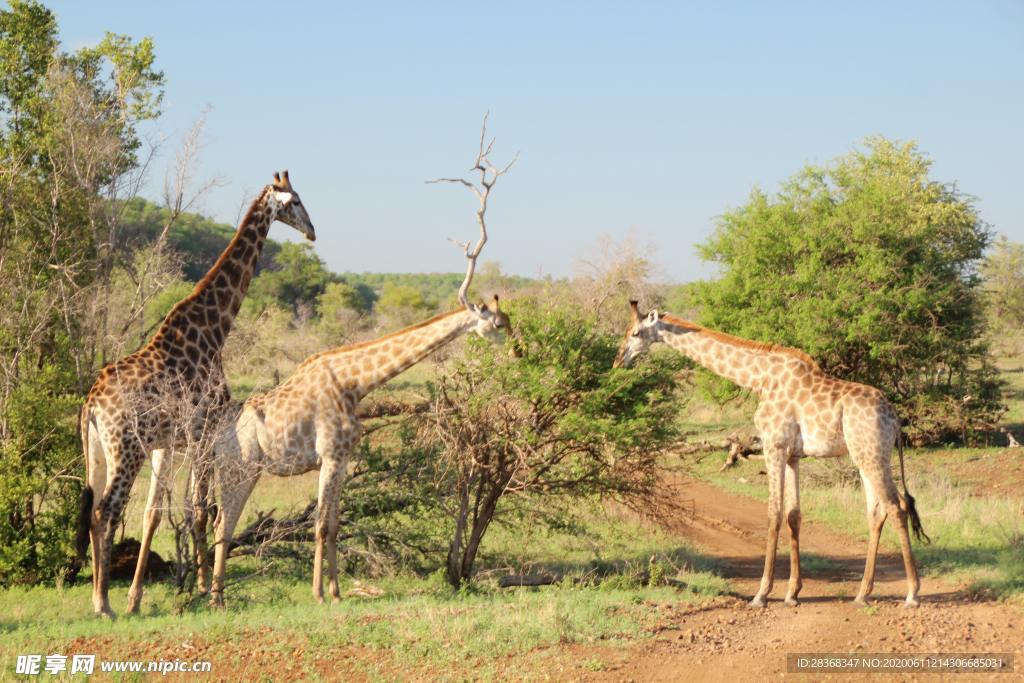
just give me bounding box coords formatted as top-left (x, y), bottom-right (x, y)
top-left (318, 309), bottom-right (478, 397)
top-left (658, 316), bottom-right (818, 394)
top-left (151, 190), bottom-right (274, 358)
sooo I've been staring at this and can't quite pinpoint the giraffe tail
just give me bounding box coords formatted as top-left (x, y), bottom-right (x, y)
top-left (74, 405), bottom-right (94, 564)
top-left (896, 427), bottom-right (930, 545)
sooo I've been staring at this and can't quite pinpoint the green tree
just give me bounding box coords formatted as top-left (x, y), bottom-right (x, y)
top-left (693, 138), bottom-right (1000, 444)
top-left (246, 242), bottom-right (335, 315)
top-left (427, 297), bottom-right (686, 586)
top-left (316, 281), bottom-right (364, 339)
top-left (981, 237), bottom-right (1024, 355)
top-left (0, 0), bottom-right (164, 584)
top-left (375, 282), bottom-right (435, 327)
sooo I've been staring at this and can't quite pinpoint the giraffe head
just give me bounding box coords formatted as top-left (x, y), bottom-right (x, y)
top-left (267, 171), bottom-right (316, 241)
top-left (470, 295), bottom-right (516, 352)
top-left (613, 300), bottom-right (663, 368)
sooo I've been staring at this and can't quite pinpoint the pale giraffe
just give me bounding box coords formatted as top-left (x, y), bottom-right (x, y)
top-left (76, 172), bottom-right (316, 617)
top-left (614, 301), bottom-right (929, 608)
top-left (209, 293), bottom-right (514, 605)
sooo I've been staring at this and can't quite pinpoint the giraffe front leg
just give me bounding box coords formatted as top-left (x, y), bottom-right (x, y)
top-left (316, 459), bottom-right (345, 602)
top-left (126, 449), bottom-right (173, 615)
top-left (326, 494), bottom-right (342, 602)
top-left (751, 446), bottom-right (785, 608)
top-left (311, 462), bottom-right (337, 605)
top-left (783, 457), bottom-right (802, 607)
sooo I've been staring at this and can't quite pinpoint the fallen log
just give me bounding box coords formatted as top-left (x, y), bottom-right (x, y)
top-left (498, 573), bottom-right (558, 588)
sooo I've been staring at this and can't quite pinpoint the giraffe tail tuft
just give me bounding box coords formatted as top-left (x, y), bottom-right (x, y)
top-left (74, 485), bottom-right (93, 561)
top-left (903, 491), bottom-right (930, 544)
top-left (896, 427), bottom-right (931, 545)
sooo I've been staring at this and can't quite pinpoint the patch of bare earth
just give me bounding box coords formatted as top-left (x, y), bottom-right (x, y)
top-left (570, 476), bottom-right (1023, 682)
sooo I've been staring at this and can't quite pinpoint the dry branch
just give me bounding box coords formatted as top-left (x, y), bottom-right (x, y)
top-left (427, 111), bottom-right (517, 312)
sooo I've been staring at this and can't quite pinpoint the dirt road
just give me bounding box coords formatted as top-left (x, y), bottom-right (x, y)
top-left (584, 476), bottom-right (1023, 682)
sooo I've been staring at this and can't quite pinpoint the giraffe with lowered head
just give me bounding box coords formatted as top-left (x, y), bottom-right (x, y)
top-left (76, 172), bottom-right (316, 617)
top-left (614, 300), bottom-right (929, 608)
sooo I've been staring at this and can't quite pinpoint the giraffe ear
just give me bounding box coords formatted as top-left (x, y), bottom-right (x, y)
top-left (489, 294), bottom-right (501, 313)
top-left (647, 310), bottom-right (659, 324)
top-left (629, 299), bottom-right (640, 324)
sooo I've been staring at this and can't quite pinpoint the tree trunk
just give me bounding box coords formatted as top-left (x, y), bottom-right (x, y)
top-left (445, 479), bottom-right (471, 587)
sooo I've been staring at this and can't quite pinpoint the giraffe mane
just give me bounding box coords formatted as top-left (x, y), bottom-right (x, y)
top-left (659, 314), bottom-right (822, 371)
top-left (151, 186), bottom-right (272, 338)
top-left (297, 308), bottom-right (468, 369)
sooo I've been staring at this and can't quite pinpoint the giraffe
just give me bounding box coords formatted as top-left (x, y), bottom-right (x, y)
top-left (613, 301), bottom-right (929, 608)
top-left (209, 298), bottom-right (513, 605)
top-left (76, 172), bottom-right (316, 617)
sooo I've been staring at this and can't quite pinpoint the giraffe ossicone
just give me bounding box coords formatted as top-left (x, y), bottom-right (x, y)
top-left (76, 172), bottom-right (317, 618)
top-left (615, 299), bottom-right (928, 608)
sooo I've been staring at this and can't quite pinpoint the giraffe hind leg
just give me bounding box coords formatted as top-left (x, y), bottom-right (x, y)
top-left (857, 464), bottom-right (921, 607)
top-left (84, 425), bottom-right (108, 614)
top-left (783, 457), bottom-right (802, 606)
top-left (854, 470), bottom-right (887, 606)
top-left (94, 433), bottom-right (148, 618)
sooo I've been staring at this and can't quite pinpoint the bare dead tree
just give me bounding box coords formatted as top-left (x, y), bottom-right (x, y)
top-left (424, 113), bottom-right (521, 586)
top-left (572, 232), bottom-right (663, 334)
top-left (427, 111), bottom-right (518, 312)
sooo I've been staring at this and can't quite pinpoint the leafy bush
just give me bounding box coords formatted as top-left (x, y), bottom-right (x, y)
top-left (0, 364), bottom-right (81, 586)
top-left (426, 297), bottom-right (687, 585)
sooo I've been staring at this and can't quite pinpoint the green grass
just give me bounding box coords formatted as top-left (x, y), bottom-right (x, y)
top-left (0, 575), bottom-right (709, 663)
top-left (0, 502), bottom-right (725, 677)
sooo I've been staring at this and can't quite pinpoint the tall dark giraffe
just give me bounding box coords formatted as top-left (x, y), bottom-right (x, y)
top-left (614, 301), bottom-right (928, 608)
top-left (78, 172), bottom-right (316, 617)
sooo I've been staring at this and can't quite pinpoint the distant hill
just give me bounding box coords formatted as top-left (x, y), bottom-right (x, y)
top-left (118, 197), bottom-right (282, 281)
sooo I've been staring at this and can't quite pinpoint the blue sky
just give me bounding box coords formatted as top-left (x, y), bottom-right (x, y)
top-left (45, 1), bottom-right (1024, 281)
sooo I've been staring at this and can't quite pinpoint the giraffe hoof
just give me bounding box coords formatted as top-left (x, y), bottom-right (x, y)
top-left (853, 597), bottom-right (869, 607)
top-left (902, 598), bottom-right (920, 609)
top-left (784, 597), bottom-right (800, 607)
top-left (748, 597), bottom-right (767, 609)
top-left (95, 608), bottom-right (117, 621)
